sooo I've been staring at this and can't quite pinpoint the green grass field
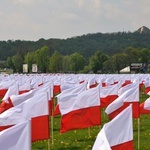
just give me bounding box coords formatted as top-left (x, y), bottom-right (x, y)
top-left (0, 91), bottom-right (150, 150)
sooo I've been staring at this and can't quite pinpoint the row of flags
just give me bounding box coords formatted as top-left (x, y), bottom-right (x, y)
top-left (0, 73), bottom-right (150, 149)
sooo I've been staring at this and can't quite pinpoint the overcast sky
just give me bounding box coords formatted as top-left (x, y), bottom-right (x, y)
top-left (0, 0), bottom-right (149, 41)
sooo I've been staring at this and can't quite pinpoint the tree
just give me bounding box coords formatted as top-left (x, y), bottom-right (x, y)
top-left (12, 55), bottom-right (24, 73)
top-left (62, 55), bottom-right (70, 73)
top-left (112, 52), bottom-right (128, 73)
top-left (50, 51), bottom-right (63, 72)
top-left (103, 57), bottom-right (115, 73)
top-left (89, 50), bottom-right (108, 73)
top-left (139, 48), bottom-right (150, 63)
top-left (35, 46), bottom-right (49, 73)
top-left (6, 57), bottom-right (15, 72)
top-left (125, 47), bottom-right (140, 65)
top-left (24, 51), bottom-right (36, 73)
top-left (69, 52), bottom-right (85, 73)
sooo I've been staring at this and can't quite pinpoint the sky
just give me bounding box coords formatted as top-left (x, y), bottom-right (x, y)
top-left (0, 0), bottom-right (149, 41)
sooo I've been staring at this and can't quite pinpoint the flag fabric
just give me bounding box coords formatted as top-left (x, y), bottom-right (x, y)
top-left (121, 80), bottom-right (132, 87)
top-left (0, 89), bottom-right (8, 99)
top-left (92, 105), bottom-right (133, 150)
top-left (0, 121), bottom-right (31, 150)
top-left (100, 83), bottom-right (118, 108)
top-left (10, 89), bottom-right (37, 106)
top-left (60, 85), bottom-right (101, 133)
top-left (0, 84), bottom-right (19, 114)
top-left (19, 81), bottom-right (31, 94)
top-left (0, 92), bottom-right (50, 142)
top-left (87, 76), bottom-right (97, 89)
top-left (118, 81), bottom-right (136, 96)
top-left (53, 82), bottom-right (87, 116)
top-left (0, 80), bottom-right (15, 98)
top-left (35, 84), bottom-right (53, 116)
top-left (105, 84), bottom-right (139, 120)
top-left (140, 97), bottom-right (150, 114)
top-left (144, 80), bottom-right (150, 94)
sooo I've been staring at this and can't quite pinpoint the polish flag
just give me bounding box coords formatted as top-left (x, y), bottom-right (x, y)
top-left (92, 105), bottom-right (133, 150)
top-left (105, 84), bottom-right (140, 120)
top-left (19, 81), bottom-right (31, 94)
top-left (144, 80), bottom-right (150, 94)
top-left (0, 80), bottom-right (15, 98)
top-left (100, 83), bottom-right (118, 108)
top-left (0, 92), bottom-right (50, 142)
top-left (140, 97), bottom-right (150, 114)
top-left (35, 84), bottom-right (53, 116)
top-left (0, 84), bottom-right (19, 114)
top-left (118, 81), bottom-right (137, 96)
top-left (121, 80), bottom-right (132, 87)
top-left (10, 89), bottom-right (37, 106)
top-left (60, 85), bottom-right (101, 133)
top-left (53, 82), bottom-right (87, 116)
top-left (0, 121), bottom-right (31, 150)
top-left (87, 76), bottom-right (97, 89)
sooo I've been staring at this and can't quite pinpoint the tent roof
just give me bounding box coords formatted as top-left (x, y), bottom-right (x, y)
top-left (120, 66), bottom-right (130, 73)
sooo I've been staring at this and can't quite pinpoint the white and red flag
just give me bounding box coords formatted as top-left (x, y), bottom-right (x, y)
top-left (0, 84), bottom-right (19, 114)
top-left (144, 80), bottom-right (150, 94)
top-left (0, 121), bottom-right (31, 150)
top-left (0, 92), bottom-right (50, 142)
top-left (0, 80), bottom-right (15, 98)
top-left (53, 82), bottom-right (87, 116)
top-left (10, 89), bottom-right (37, 106)
top-left (92, 105), bottom-right (133, 150)
top-left (105, 84), bottom-right (139, 120)
top-left (140, 97), bottom-right (150, 114)
top-left (19, 81), bottom-right (31, 94)
top-left (100, 83), bottom-right (118, 108)
top-left (60, 85), bottom-right (101, 133)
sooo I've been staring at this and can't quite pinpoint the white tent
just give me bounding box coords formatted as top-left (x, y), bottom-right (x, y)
top-left (120, 66), bottom-right (130, 73)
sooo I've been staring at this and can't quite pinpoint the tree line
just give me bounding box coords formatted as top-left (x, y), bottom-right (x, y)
top-left (4, 46), bottom-right (150, 74)
top-left (0, 27), bottom-right (150, 73)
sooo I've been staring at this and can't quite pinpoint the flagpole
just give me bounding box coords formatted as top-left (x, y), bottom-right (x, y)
top-left (51, 114), bottom-right (54, 144)
top-left (88, 127), bottom-right (91, 137)
top-left (47, 92), bottom-right (52, 150)
top-left (51, 97), bottom-right (55, 145)
top-left (138, 118), bottom-right (140, 150)
top-left (48, 139), bottom-right (50, 150)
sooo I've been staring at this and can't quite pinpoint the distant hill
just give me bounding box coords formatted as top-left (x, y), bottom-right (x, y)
top-left (0, 26), bottom-right (150, 60)
top-left (134, 26), bottom-right (150, 34)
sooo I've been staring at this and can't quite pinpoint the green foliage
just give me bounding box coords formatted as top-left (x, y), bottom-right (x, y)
top-left (50, 51), bottom-right (63, 73)
top-left (12, 54), bottom-right (24, 73)
top-left (139, 48), bottom-right (150, 63)
top-left (69, 52), bottom-right (85, 73)
top-left (0, 28), bottom-right (150, 73)
top-left (111, 52), bottom-right (129, 73)
top-left (125, 47), bottom-right (140, 64)
top-left (35, 46), bottom-right (50, 73)
top-left (25, 51), bottom-right (36, 73)
top-left (0, 29), bottom-right (150, 61)
top-left (62, 55), bottom-right (70, 73)
top-left (89, 50), bottom-right (108, 73)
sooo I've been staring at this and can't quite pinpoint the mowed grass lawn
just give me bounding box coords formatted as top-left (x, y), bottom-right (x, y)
top-left (0, 92), bottom-right (150, 150)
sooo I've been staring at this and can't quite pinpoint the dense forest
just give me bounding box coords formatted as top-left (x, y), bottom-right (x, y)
top-left (0, 26), bottom-right (150, 60)
top-left (0, 26), bottom-right (150, 74)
